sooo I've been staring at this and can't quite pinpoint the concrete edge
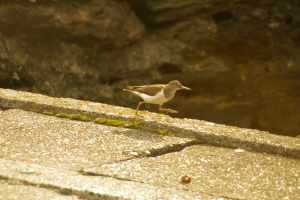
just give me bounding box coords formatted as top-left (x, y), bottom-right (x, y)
top-left (1, 88), bottom-right (300, 159)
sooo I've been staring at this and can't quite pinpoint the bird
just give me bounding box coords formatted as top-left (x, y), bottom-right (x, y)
top-left (124, 80), bottom-right (191, 115)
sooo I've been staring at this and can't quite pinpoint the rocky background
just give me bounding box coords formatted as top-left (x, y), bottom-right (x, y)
top-left (0, 0), bottom-right (300, 137)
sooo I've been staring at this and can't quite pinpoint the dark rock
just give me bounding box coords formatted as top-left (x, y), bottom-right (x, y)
top-left (0, 58), bottom-right (35, 89)
top-left (93, 39), bottom-right (170, 84)
top-left (0, 0), bottom-right (300, 137)
top-left (127, 0), bottom-right (237, 24)
top-left (0, 0), bottom-right (144, 47)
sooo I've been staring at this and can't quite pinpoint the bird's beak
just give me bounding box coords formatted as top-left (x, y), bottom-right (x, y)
top-left (181, 86), bottom-right (191, 90)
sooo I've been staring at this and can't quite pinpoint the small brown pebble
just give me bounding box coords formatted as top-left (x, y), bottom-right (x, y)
top-left (181, 175), bottom-right (192, 183)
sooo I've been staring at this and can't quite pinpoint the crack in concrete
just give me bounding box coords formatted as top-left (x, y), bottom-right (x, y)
top-left (141, 139), bottom-right (203, 157)
top-left (1, 88), bottom-right (300, 160)
top-left (82, 139), bottom-right (204, 172)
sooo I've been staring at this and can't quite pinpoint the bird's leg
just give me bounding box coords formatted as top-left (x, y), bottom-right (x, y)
top-left (158, 104), bottom-right (178, 114)
top-left (135, 102), bottom-right (143, 115)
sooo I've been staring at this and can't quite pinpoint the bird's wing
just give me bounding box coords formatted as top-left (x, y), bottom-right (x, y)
top-left (126, 85), bottom-right (164, 96)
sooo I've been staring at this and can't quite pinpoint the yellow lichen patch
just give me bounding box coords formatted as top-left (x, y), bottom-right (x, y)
top-left (42, 111), bottom-right (55, 116)
top-left (56, 113), bottom-right (70, 118)
top-left (34, 110), bottom-right (43, 113)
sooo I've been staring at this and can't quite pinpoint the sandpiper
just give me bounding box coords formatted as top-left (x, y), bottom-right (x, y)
top-left (124, 80), bottom-right (191, 115)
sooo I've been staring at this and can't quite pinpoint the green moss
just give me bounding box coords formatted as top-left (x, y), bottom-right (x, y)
top-left (130, 120), bottom-right (144, 129)
top-left (42, 111), bottom-right (55, 116)
top-left (34, 110), bottom-right (43, 113)
top-left (69, 114), bottom-right (80, 120)
top-left (94, 118), bottom-right (127, 126)
top-left (94, 118), bottom-right (108, 124)
top-left (78, 115), bottom-right (91, 122)
top-left (94, 118), bottom-right (142, 128)
top-left (123, 122), bottom-right (143, 129)
top-left (38, 111), bottom-right (170, 136)
top-left (148, 129), bottom-right (171, 136)
top-left (93, 118), bottom-right (170, 136)
top-left (56, 113), bottom-right (70, 118)
top-left (68, 114), bottom-right (91, 122)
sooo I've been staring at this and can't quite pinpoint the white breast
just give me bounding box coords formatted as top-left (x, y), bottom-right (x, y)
top-left (131, 90), bottom-right (171, 104)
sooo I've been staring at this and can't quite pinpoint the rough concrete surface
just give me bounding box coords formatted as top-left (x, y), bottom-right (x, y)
top-left (1, 88), bottom-right (300, 158)
top-left (0, 179), bottom-right (79, 200)
top-left (1, 88), bottom-right (300, 199)
top-left (0, 109), bottom-right (193, 171)
top-left (0, 159), bottom-right (219, 200)
top-left (86, 145), bottom-right (300, 199)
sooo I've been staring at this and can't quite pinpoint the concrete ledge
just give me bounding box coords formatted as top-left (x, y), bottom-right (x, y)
top-left (1, 88), bottom-right (300, 159)
top-left (0, 159), bottom-right (217, 199)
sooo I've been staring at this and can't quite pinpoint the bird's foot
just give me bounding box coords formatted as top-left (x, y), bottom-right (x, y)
top-left (160, 108), bottom-right (178, 114)
top-left (134, 112), bottom-right (140, 118)
top-left (167, 109), bottom-right (178, 114)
